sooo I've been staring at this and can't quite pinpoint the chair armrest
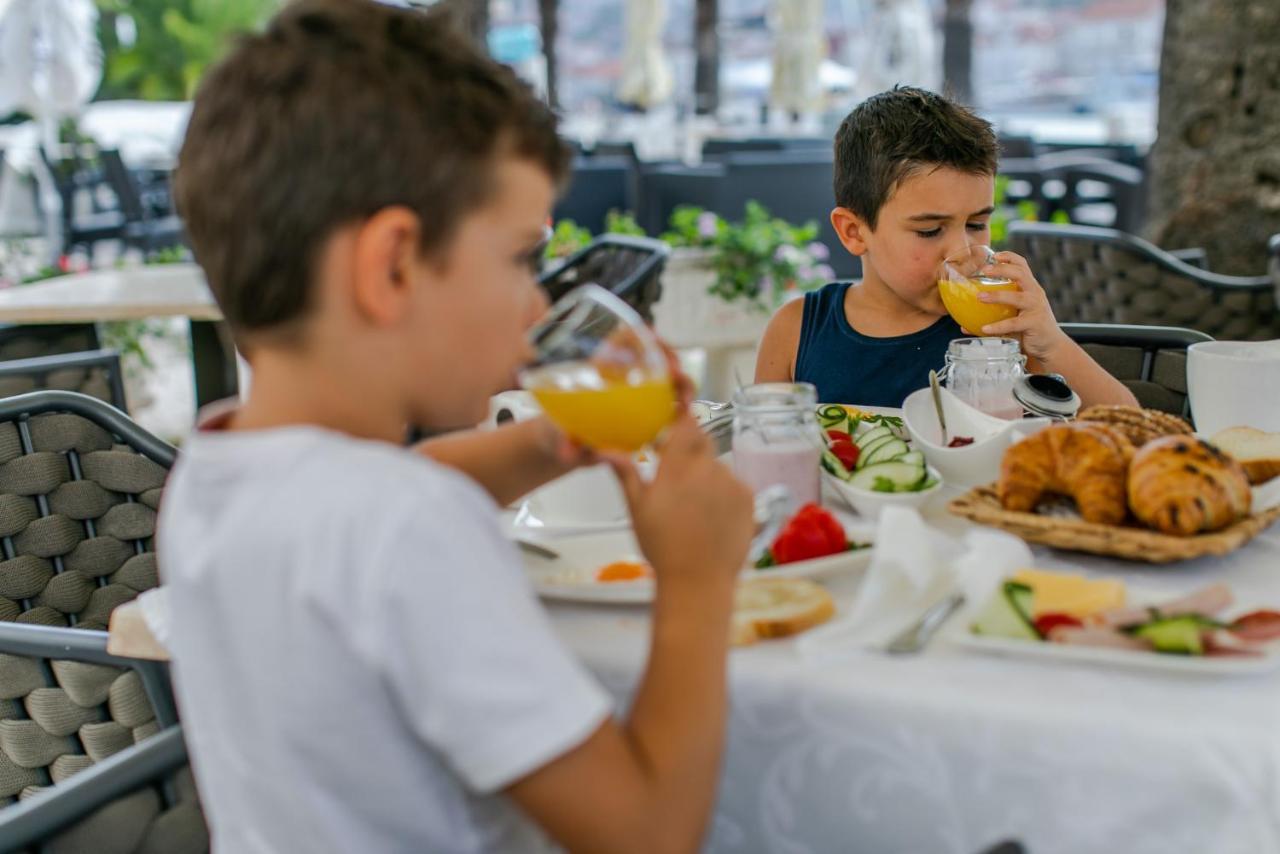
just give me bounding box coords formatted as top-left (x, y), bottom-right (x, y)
top-left (1168, 247), bottom-right (1208, 269)
top-left (0, 727), bottom-right (189, 853)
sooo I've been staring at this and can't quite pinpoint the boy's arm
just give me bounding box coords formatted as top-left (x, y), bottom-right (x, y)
top-left (1026, 341), bottom-right (1139, 410)
top-left (977, 251), bottom-right (1139, 410)
top-left (754, 299), bottom-right (804, 382)
top-left (414, 418), bottom-right (581, 508)
top-left (506, 418), bottom-right (754, 854)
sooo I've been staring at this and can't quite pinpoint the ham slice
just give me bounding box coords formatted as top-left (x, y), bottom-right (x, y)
top-left (1228, 610), bottom-right (1280, 643)
top-left (1092, 583), bottom-right (1233, 628)
top-left (1048, 625), bottom-right (1154, 651)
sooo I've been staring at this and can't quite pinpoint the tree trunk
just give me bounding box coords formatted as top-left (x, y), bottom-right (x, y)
top-left (693, 0), bottom-right (719, 115)
top-left (942, 0), bottom-right (973, 105)
top-left (1146, 0), bottom-right (1280, 274)
top-left (539, 0), bottom-right (559, 110)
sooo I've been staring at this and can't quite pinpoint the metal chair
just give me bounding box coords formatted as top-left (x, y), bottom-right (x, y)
top-left (0, 391), bottom-right (206, 851)
top-left (38, 148), bottom-right (127, 258)
top-left (98, 151), bottom-right (186, 258)
top-left (0, 350), bottom-right (128, 412)
top-left (1269, 233), bottom-right (1280, 305)
top-left (1008, 221), bottom-right (1280, 340)
top-left (1061, 322), bottom-right (1212, 417)
top-left (540, 234), bottom-right (670, 323)
top-left (0, 326), bottom-right (100, 363)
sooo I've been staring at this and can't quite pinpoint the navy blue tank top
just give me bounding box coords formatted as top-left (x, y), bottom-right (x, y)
top-left (794, 282), bottom-right (962, 407)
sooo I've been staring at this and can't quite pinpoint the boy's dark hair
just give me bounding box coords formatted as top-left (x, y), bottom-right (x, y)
top-left (174, 0), bottom-right (568, 343)
top-left (833, 86), bottom-right (997, 229)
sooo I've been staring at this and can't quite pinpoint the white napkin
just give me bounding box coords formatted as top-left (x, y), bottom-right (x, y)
top-left (797, 506), bottom-right (1034, 661)
top-left (136, 586), bottom-right (173, 649)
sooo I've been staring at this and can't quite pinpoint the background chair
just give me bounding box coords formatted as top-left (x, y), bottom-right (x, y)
top-left (98, 150), bottom-right (186, 259)
top-left (0, 326), bottom-right (100, 363)
top-left (1061, 322), bottom-right (1212, 417)
top-left (0, 350), bottom-right (128, 411)
top-left (0, 624), bottom-right (202, 854)
top-left (1007, 221), bottom-right (1280, 340)
top-left (540, 234), bottom-right (670, 323)
top-left (1269, 233), bottom-right (1280, 300)
top-left (552, 155), bottom-right (638, 235)
top-left (0, 390), bottom-right (206, 850)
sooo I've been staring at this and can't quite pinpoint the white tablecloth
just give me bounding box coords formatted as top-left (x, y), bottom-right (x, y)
top-left (543, 493), bottom-right (1280, 854)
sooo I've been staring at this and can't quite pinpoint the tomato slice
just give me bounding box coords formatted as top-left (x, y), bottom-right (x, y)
top-left (1033, 613), bottom-right (1083, 638)
top-left (829, 440), bottom-right (859, 471)
top-left (1230, 610), bottom-right (1280, 642)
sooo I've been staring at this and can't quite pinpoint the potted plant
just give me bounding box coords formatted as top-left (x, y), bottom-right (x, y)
top-left (651, 202), bottom-right (835, 349)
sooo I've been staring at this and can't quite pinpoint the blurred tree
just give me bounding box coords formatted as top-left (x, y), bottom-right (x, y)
top-left (1146, 0), bottom-right (1280, 274)
top-left (942, 0), bottom-right (972, 105)
top-left (95, 0), bottom-right (280, 101)
top-left (694, 0), bottom-right (719, 115)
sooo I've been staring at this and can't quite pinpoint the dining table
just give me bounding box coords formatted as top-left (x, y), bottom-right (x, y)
top-left (528, 480), bottom-right (1280, 854)
top-left (109, 412), bottom-right (1280, 854)
top-left (0, 263), bottom-right (238, 409)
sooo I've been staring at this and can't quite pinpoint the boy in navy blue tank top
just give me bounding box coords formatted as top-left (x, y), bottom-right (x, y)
top-left (755, 87), bottom-right (1137, 410)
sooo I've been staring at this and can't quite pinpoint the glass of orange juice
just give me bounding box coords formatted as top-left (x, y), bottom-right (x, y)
top-left (938, 245), bottom-right (1020, 335)
top-left (521, 285), bottom-right (676, 452)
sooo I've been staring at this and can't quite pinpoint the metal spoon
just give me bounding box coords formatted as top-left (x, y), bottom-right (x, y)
top-left (928, 369), bottom-right (949, 447)
top-left (884, 590), bottom-right (966, 655)
top-left (747, 484), bottom-right (794, 565)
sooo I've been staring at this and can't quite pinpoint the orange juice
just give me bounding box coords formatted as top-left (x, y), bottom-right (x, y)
top-left (528, 365), bottom-right (676, 451)
top-left (938, 277), bottom-right (1019, 335)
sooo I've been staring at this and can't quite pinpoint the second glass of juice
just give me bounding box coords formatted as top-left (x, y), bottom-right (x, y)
top-left (938, 244), bottom-right (1019, 335)
top-left (732, 383), bottom-right (822, 505)
top-left (521, 285), bottom-right (676, 452)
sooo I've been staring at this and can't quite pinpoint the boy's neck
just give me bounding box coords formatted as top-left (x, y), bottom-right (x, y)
top-left (845, 266), bottom-right (942, 336)
top-left (227, 349), bottom-right (409, 445)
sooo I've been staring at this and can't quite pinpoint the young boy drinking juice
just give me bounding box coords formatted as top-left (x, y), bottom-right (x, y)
top-left (159, 2), bottom-right (754, 851)
top-left (755, 86), bottom-right (1138, 410)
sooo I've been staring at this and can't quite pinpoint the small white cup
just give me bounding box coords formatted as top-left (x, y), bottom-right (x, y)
top-left (1187, 340), bottom-right (1280, 437)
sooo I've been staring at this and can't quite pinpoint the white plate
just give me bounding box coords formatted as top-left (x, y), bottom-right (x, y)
top-left (948, 587), bottom-right (1280, 677)
top-left (522, 521), bottom-right (875, 605)
top-left (508, 501), bottom-right (632, 536)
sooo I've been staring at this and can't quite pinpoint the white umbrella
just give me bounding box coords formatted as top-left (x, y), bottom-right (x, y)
top-left (769, 0), bottom-right (826, 116)
top-left (849, 0), bottom-right (940, 98)
top-left (0, 0), bottom-right (102, 256)
top-left (617, 0), bottom-right (673, 111)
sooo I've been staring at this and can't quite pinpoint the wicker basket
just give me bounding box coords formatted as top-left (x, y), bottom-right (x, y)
top-left (948, 485), bottom-right (1280, 563)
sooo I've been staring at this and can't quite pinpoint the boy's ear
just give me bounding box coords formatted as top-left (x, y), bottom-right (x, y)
top-left (351, 206), bottom-right (422, 326)
top-left (830, 207), bottom-right (871, 257)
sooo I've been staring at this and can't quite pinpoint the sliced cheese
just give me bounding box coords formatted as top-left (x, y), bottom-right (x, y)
top-left (1010, 568), bottom-right (1125, 620)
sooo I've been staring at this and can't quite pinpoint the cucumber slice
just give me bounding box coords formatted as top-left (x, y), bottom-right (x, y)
top-left (972, 582), bottom-right (1038, 640)
top-left (897, 451), bottom-right (925, 468)
top-left (821, 449), bottom-right (853, 481)
top-left (1004, 581), bottom-right (1036, 626)
top-left (854, 435), bottom-right (897, 467)
top-left (817, 404), bottom-right (849, 432)
top-left (863, 438), bottom-right (909, 467)
top-left (847, 459), bottom-right (927, 492)
top-left (1132, 617), bottom-right (1205, 655)
top-left (854, 425), bottom-right (892, 449)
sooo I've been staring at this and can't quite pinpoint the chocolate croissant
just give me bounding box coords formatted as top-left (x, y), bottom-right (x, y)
top-left (998, 423), bottom-right (1134, 525)
top-left (1127, 435), bottom-right (1251, 536)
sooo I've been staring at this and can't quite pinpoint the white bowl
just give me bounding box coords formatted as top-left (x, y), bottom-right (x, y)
top-left (823, 465), bottom-right (944, 519)
top-left (902, 387), bottom-right (1049, 487)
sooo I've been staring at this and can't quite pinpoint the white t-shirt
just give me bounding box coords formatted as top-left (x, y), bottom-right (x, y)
top-left (158, 423), bottom-right (612, 853)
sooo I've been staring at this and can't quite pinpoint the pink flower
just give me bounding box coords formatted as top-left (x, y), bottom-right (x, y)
top-left (697, 212), bottom-right (718, 239)
top-left (807, 242), bottom-right (830, 261)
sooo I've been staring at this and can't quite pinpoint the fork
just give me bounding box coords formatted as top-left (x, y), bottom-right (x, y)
top-left (884, 590), bottom-right (966, 655)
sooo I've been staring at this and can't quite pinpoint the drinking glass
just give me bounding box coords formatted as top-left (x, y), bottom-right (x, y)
top-left (521, 285), bottom-right (676, 451)
top-left (938, 245), bottom-right (1019, 335)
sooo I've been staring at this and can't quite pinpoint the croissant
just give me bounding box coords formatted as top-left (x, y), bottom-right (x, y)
top-left (998, 423), bottom-right (1134, 525)
top-left (1128, 435), bottom-right (1251, 536)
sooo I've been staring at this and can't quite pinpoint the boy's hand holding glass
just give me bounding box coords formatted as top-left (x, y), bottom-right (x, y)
top-left (521, 285), bottom-right (679, 453)
top-left (972, 249), bottom-right (1069, 364)
top-left (938, 246), bottom-right (1067, 364)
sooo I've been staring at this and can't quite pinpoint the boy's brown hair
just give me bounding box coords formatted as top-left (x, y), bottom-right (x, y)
top-left (833, 86), bottom-right (998, 229)
top-left (174, 0), bottom-right (568, 344)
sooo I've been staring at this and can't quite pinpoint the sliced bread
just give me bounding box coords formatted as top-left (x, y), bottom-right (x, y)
top-left (731, 578), bottom-right (835, 646)
top-left (1211, 426), bottom-right (1280, 484)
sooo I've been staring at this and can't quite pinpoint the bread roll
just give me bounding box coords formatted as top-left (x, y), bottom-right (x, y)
top-left (1210, 426), bottom-right (1280, 485)
top-left (1128, 435), bottom-right (1251, 536)
top-left (998, 423), bottom-right (1134, 525)
top-left (731, 578), bottom-right (835, 645)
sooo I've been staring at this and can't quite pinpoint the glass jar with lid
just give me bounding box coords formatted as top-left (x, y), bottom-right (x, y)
top-left (732, 383), bottom-right (822, 504)
top-left (938, 337), bottom-right (1027, 419)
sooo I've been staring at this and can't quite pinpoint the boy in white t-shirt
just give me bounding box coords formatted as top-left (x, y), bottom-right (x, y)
top-left (159, 1), bottom-right (755, 851)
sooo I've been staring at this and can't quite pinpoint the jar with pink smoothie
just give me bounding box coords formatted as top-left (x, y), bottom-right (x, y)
top-left (731, 383), bottom-right (822, 505)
